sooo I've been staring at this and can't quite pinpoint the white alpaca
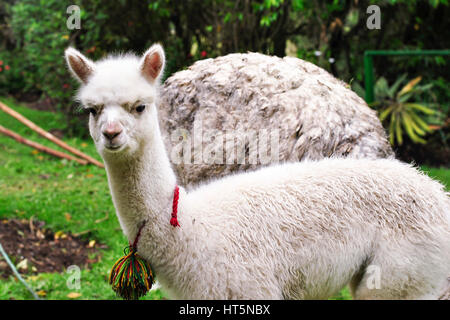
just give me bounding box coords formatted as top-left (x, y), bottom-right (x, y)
top-left (65, 44), bottom-right (450, 300)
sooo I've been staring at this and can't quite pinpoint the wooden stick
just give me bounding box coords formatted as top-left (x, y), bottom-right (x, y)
top-left (0, 101), bottom-right (104, 168)
top-left (73, 229), bottom-right (95, 237)
top-left (0, 125), bottom-right (88, 165)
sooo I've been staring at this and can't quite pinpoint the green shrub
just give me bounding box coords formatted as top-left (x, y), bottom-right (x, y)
top-left (371, 75), bottom-right (443, 146)
top-left (10, 0), bottom-right (75, 102)
top-left (1, 0), bottom-right (181, 135)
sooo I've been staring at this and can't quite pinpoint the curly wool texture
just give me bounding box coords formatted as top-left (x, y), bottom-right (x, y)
top-left (159, 53), bottom-right (394, 186)
top-left (135, 158), bottom-right (450, 300)
top-left (66, 47), bottom-right (450, 300)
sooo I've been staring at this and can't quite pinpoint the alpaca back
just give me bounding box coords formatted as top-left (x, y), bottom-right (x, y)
top-left (178, 158), bottom-right (449, 299)
top-left (187, 158), bottom-right (448, 231)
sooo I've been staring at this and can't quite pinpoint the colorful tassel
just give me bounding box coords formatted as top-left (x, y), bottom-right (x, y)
top-left (109, 185), bottom-right (181, 299)
top-left (109, 245), bottom-right (154, 300)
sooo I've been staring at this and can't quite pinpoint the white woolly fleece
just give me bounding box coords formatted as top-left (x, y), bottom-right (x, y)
top-left (76, 54), bottom-right (159, 107)
top-left (159, 52), bottom-right (394, 186)
top-left (135, 158), bottom-right (450, 300)
top-left (66, 46), bottom-right (450, 300)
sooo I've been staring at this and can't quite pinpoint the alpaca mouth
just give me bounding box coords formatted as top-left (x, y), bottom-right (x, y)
top-left (105, 144), bottom-right (124, 152)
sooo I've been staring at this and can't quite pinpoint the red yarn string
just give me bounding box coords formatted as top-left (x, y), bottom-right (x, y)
top-left (170, 185), bottom-right (180, 227)
top-left (131, 222), bottom-right (146, 250)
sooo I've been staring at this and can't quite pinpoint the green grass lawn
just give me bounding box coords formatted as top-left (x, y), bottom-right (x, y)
top-left (0, 97), bottom-right (165, 300)
top-left (0, 97), bottom-right (448, 300)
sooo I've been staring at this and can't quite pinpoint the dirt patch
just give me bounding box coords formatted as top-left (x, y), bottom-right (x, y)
top-left (0, 218), bottom-right (107, 278)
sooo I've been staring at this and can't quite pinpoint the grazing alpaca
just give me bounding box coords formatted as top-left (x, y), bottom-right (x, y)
top-left (65, 44), bottom-right (450, 300)
top-left (159, 53), bottom-right (394, 186)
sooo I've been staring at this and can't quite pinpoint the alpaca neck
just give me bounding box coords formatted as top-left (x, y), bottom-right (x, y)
top-left (103, 121), bottom-right (177, 243)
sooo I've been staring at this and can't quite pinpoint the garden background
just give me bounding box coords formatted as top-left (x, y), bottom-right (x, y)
top-left (0, 0), bottom-right (448, 300)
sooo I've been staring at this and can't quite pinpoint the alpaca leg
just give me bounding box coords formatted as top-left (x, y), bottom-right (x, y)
top-left (350, 252), bottom-right (449, 300)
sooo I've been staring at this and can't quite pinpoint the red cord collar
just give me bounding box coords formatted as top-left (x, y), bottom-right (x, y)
top-left (170, 185), bottom-right (180, 227)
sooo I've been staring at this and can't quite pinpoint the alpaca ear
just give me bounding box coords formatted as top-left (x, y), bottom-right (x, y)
top-left (140, 44), bottom-right (165, 83)
top-left (65, 47), bottom-right (95, 84)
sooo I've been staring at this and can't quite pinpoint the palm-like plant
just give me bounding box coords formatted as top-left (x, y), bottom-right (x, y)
top-left (372, 75), bottom-right (435, 146)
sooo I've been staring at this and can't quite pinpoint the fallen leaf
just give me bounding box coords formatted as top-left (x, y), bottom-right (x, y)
top-left (16, 259), bottom-right (28, 271)
top-left (67, 174), bottom-right (73, 179)
top-left (67, 292), bottom-right (81, 299)
top-left (54, 230), bottom-right (66, 240)
top-left (64, 213), bottom-right (72, 221)
top-left (81, 143), bottom-right (88, 148)
top-left (37, 290), bottom-right (47, 297)
top-left (31, 150), bottom-right (39, 155)
top-left (36, 229), bottom-right (45, 239)
top-left (88, 240), bottom-right (96, 248)
top-left (86, 174), bottom-right (94, 178)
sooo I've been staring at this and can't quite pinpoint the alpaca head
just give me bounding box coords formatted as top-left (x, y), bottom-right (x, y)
top-left (65, 44), bottom-right (165, 159)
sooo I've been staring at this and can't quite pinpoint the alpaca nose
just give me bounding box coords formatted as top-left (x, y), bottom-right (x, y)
top-left (102, 124), bottom-right (122, 140)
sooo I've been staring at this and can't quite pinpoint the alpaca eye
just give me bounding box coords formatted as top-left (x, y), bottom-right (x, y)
top-left (87, 108), bottom-right (97, 116)
top-left (136, 105), bottom-right (146, 113)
